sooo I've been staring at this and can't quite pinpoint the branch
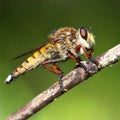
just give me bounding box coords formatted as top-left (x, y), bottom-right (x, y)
top-left (7, 44), bottom-right (120, 120)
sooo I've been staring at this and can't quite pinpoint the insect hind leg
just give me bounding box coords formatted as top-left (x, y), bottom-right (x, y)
top-left (42, 62), bottom-right (65, 92)
top-left (58, 72), bottom-right (64, 91)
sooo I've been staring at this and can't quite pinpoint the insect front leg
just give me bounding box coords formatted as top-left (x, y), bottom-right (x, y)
top-left (88, 48), bottom-right (99, 67)
top-left (82, 46), bottom-right (99, 67)
top-left (42, 61), bottom-right (65, 92)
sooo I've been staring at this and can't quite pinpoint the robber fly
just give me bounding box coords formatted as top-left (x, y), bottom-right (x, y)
top-left (5, 27), bottom-right (97, 91)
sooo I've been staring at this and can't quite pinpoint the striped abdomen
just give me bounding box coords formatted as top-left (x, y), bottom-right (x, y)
top-left (5, 42), bottom-right (64, 83)
top-left (12, 50), bottom-right (45, 79)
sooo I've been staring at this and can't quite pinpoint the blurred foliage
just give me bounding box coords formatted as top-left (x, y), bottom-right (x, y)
top-left (0, 0), bottom-right (120, 120)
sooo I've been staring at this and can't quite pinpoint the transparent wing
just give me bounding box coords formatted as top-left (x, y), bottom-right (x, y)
top-left (13, 44), bottom-right (46, 60)
top-left (13, 34), bottom-right (70, 60)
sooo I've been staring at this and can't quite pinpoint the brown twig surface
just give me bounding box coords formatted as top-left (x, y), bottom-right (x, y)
top-left (7, 44), bottom-right (120, 120)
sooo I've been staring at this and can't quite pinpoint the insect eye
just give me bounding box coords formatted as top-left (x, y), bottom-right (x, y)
top-left (80, 27), bottom-right (87, 40)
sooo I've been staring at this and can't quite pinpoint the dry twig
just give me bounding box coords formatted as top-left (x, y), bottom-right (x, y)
top-left (7, 44), bottom-right (120, 120)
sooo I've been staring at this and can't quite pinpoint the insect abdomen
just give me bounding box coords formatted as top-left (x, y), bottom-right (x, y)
top-left (5, 50), bottom-right (45, 84)
top-left (5, 41), bottom-right (69, 84)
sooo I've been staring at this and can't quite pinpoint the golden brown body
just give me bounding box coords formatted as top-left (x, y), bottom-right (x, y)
top-left (5, 27), bottom-right (96, 90)
top-left (12, 27), bottom-right (77, 79)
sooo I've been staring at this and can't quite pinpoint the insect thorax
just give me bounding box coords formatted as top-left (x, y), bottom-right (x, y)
top-left (48, 27), bottom-right (79, 58)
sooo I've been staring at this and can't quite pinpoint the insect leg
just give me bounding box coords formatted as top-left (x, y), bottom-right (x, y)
top-left (89, 47), bottom-right (94, 58)
top-left (42, 62), bottom-right (64, 91)
top-left (82, 46), bottom-right (99, 67)
top-left (89, 48), bottom-right (99, 66)
top-left (52, 64), bottom-right (64, 91)
top-left (81, 46), bottom-right (89, 60)
top-left (67, 51), bottom-right (80, 64)
top-left (67, 51), bottom-right (89, 73)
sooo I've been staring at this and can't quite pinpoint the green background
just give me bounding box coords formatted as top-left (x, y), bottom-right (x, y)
top-left (0, 0), bottom-right (120, 120)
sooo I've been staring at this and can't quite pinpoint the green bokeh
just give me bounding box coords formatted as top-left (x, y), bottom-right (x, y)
top-left (0, 0), bottom-right (120, 120)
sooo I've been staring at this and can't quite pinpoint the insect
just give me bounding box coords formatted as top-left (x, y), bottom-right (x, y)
top-left (5, 27), bottom-right (97, 91)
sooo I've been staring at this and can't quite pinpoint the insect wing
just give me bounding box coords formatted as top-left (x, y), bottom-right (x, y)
top-left (13, 44), bottom-right (46, 60)
top-left (13, 34), bottom-right (70, 60)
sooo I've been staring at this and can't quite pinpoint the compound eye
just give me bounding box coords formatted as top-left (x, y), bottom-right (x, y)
top-left (80, 27), bottom-right (87, 40)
